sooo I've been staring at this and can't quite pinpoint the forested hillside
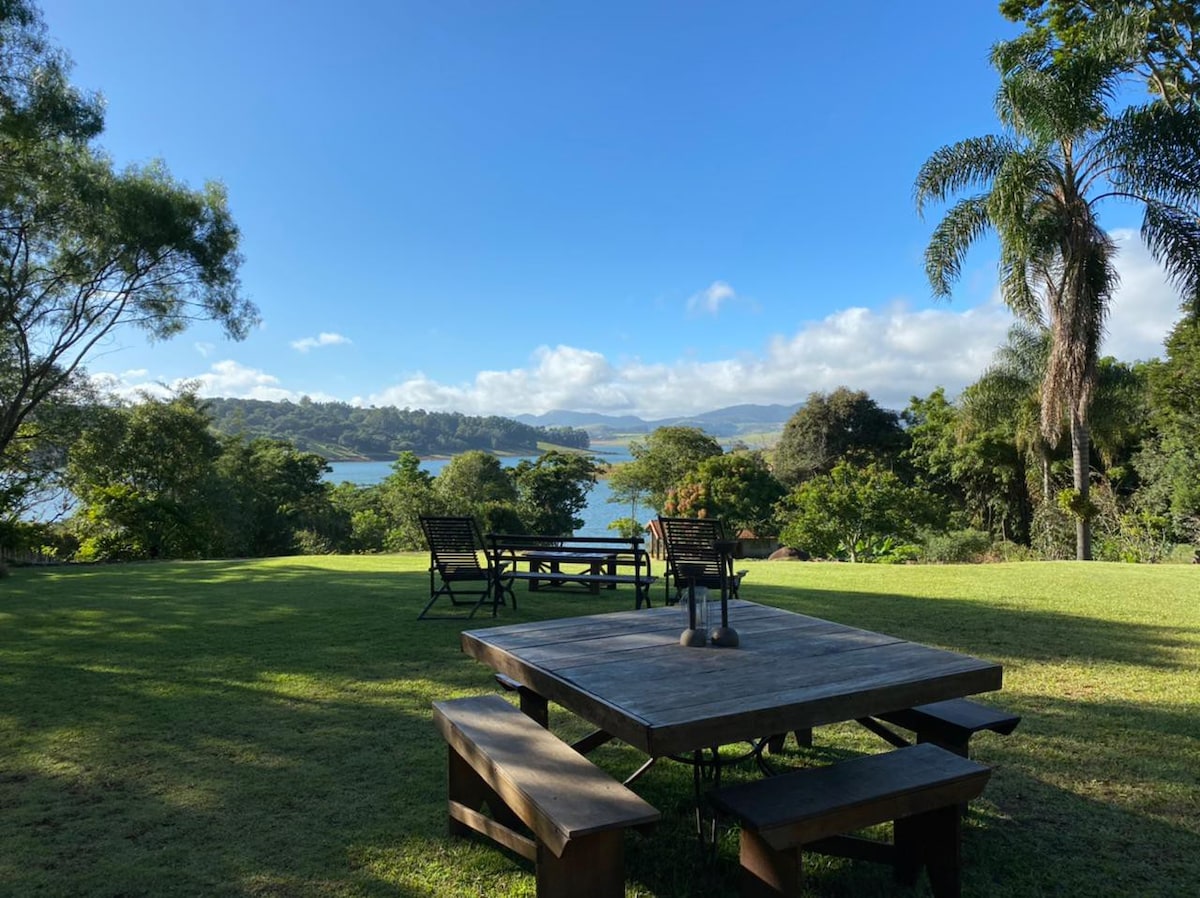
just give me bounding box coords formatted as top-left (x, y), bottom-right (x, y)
top-left (205, 398), bottom-right (589, 460)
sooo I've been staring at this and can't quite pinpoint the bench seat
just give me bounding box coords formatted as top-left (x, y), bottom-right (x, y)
top-left (505, 570), bottom-right (658, 600)
top-left (709, 743), bottom-right (991, 898)
top-left (871, 698), bottom-right (1021, 757)
top-left (432, 694), bottom-right (660, 898)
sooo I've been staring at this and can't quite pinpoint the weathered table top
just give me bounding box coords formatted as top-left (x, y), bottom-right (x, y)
top-left (461, 600), bottom-right (1003, 758)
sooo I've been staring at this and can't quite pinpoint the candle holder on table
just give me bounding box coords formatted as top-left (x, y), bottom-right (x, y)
top-left (709, 539), bottom-right (740, 647)
top-left (678, 564), bottom-right (708, 647)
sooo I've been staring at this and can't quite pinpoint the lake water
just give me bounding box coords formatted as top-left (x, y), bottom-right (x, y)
top-left (324, 450), bottom-right (638, 537)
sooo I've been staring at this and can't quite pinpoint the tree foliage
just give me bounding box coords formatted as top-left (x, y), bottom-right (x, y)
top-left (65, 393), bottom-right (336, 560)
top-left (67, 393), bottom-right (228, 559)
top-left (204, 397), bottom-right (589, 460)
top-left (1135, 312), bottom-right (1200, 537)
top-left (1000, 0), bottom-right (1200, 107)
top-left (916, 35), bottom-right (1200, 558)
top-left (511, 451), bottom-right (598, 536)
top-left (0, 1), bottom-right (256, 512)
top-left (662, 451), bottom-right (785, 535)
top-left (778, 461), bottom-right (935, 563)
top-left (616, 426), bottom-right (723, 512)
top-left (772, 388), bottom-right (907, 488)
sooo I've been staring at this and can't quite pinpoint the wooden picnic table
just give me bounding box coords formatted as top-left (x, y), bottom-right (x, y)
top-left (461, 600), bottom-right (1003, 759)
top-left (521, 550), bottom-right (617, 595)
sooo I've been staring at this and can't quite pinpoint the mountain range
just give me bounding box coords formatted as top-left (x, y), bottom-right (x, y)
top-left (515, 403), bottom-right (802, 439)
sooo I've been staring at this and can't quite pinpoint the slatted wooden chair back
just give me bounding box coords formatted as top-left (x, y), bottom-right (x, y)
top-left (658, 516), bottom-right (743, 602)
top-left (418, 516), bottom-right (497, 619)
top-left (422, 516), bottom-right (486, 573)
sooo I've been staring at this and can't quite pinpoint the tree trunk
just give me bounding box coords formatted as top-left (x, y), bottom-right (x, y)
top-left (1071, 418), bottom-right (1092, 561)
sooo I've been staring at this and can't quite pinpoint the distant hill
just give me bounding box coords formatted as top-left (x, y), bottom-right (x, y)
top-left (202, 398), bottom-right (799, 461)
top-left (205, 398), bottom-right (590, 461)
top-left (515, 403), bottom-right (801, 439)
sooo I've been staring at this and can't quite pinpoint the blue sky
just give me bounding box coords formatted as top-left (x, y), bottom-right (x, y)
top-left (41, 1), bottom-right (1186, 419)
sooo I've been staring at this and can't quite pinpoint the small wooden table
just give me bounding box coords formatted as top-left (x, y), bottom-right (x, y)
top-left (462, 600), bottom-right (1003, 758)
top-left (522, 550), bottom-right (616, 595)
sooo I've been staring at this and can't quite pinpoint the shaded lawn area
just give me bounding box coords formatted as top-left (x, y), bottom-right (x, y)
top-left (1, 556), bottom-right (1197, 897)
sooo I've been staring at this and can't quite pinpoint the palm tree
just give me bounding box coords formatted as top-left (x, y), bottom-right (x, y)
top-left (961, 324), bottom-right (1055, 502)
top-left (962, 324), bottom-right (1150, 554)
top-left (916, 37), bottom-right (1200, 559)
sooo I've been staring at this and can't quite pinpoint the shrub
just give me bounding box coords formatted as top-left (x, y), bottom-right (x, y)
top-left (985, 539), bottom-right (1041, 562)
top-left (608, 517), bottom-right (644, 538)
top-left (1030, 502), bottom-right (1075, 559)
top-left (293, 529), bottom-right (335, 555)
top-left (1164, 543), bottom-right (1200, 564)
top-left (921, 529), bottom-right (993, 564)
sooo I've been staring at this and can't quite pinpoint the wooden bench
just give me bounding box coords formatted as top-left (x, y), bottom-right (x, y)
top-left (709, 743), bottom-right (991, 898)
top-left (487, 533), bottom-right (659, 609)
top-left (860, 698), bottom-right (1021, 758)
top-left (432, 694), bottom-right (660, 898)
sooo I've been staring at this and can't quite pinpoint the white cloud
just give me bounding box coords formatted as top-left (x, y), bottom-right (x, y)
top-left (364, 302), bottom-right (1014, 418)
top-left (369, 346), bottom-right (627, 416)
top-left (89, 229), bottom-right (1186, 420)
top-left (1101, 229), bottom-right (1186, 362)
top-left (687, 281), bottom-right (737, 316)
top-left (290, 332), bottom-right (352, 353)
top-left (361, 233), bottom-right (1186, 419)
top-left (194, 341), bottom-right (216, 358)
top-left (91, 360), bottom-right (336, 404)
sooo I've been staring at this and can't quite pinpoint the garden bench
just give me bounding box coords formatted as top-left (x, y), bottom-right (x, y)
top-left (432, 694), bottom-right (660, 898)
top-left (708, 743), bottom-right (991, 898)
top-left (486, 533), bottom-right (658, 608)
top-left (860, 698), bottom-right (1021, 758)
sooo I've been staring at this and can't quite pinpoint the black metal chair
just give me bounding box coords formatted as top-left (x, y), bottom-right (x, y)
top-left (657, 516), bottom-right (747, 606)
top-left (418, 516), bottom-right (512, 620)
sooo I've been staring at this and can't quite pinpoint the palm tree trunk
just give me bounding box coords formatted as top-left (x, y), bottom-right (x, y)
top-left (1071, 418), bottom-right (1092, 561)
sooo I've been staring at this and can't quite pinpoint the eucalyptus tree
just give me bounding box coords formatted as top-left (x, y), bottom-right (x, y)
top-left (916, 38), bottom-right (1200, 558)
top-left (0, 1), bottom-right (256, 492)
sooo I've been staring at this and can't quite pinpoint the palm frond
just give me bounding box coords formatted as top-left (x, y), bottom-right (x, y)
top-left (923, 195), bottom-right (992, 297)
top-left (987, 147), bottom-right (1059, 242)
top-left (1102, 104), bottom-right (1200, 207)
top-left (1142, 201), bottom-right (1200, 312)
top-left (1089, 358), bottom-right (1149, 467)
top-left (998, 253), bottom-right (1044, 324)
top-left (998, 323), bottom-right (1050, 371)
top-left (914, 136), bottom-right (1012, 216)
top-left (996, 41), bottom-right (1117, 143)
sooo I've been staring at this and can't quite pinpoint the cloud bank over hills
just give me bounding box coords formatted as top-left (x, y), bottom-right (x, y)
top-left (94, 231), bottom-right (1183, 419)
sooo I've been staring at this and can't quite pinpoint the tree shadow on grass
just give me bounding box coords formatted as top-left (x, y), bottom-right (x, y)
top-left (3, 562), bottom-right (1196, 896)
top-left (0, 561), bottom-right (659, 896)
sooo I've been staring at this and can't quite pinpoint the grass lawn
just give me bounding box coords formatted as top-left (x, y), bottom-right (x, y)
top-left (1, 556), bottom-right (1197, 897)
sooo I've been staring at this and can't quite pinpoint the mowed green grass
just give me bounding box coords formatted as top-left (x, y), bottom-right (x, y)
top-left (1, 557), bottom-right (1197, 897)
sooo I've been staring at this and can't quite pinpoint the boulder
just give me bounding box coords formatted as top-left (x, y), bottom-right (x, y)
top-left (767, 546), bottom-right (810, 561)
